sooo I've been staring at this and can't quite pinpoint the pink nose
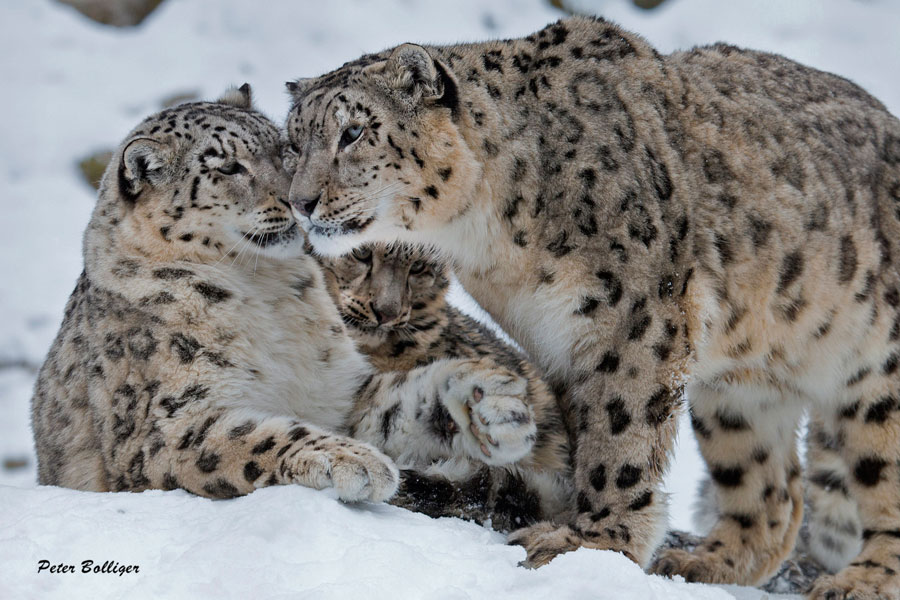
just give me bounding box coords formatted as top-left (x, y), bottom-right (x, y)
top-left (290, 192), bottom-right (321, 217)
top-left (371, 302), bottom-right (401, 325)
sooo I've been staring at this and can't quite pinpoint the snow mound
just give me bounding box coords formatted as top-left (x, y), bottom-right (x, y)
top-left (0, 484), bottom-right (737, 600)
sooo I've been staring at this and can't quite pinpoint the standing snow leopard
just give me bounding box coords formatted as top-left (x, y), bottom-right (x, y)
top-left (319, 239), bottom-right (833, 596)
top-left (30, 86), bottom-right (541, 504)
top-left (283, 16), bottom-right (900, 598)
top-left (316, 242), bottom-right (573, 531)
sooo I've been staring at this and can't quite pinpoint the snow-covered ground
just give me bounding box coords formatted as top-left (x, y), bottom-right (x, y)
top-left (1, 1), bottom-right (897, 598)
top-left (1, 485), bottom-right (742, 600)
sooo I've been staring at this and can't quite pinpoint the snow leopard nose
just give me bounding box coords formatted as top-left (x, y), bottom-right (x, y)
top-left (290, 191), bottom-right (321, 218)
top-left (371, 301), bottom-right (401, 326)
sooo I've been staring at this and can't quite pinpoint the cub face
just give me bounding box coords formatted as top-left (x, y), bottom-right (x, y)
top-left (284, 45), bottom-right (479, 257)
top-left (102, 85), bottom-right (301, 263)
top-left (317, 243), bottom-right (449, 343)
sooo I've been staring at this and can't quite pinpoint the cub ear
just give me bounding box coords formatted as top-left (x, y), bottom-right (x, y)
top-left (217, 83), bottom-right (253, 109)
top-left (368, 44), bottom-right (458, 115)
top-left (285, 78), bottom-right (315, 101)
top-left (118, 137), bottom-right (173, 202)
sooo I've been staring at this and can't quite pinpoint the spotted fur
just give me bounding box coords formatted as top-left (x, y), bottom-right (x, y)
top-left (689, 428), bottom-right (864, 595)
top-left (284, 16), bottom-right (900, 597)
top-left (318, 243), bottom-right (572, 529)
top-left (658, 528), bottom-right (827, 596)
top-left (31, 88), bottom-right (539, 506)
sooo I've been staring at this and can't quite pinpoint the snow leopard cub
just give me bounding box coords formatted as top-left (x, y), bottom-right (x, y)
top-left (31, 86), bottom-right (538, 503)
top-left (317, 243), bottom-right (573, 531)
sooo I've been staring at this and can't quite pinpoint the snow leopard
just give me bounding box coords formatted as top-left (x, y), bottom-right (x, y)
top-left (316, 242), bottom-right (573, 531)
top-left (283, 16), bottom-right (900, 599)
top-left (30, 86), bottom-right (541, 505)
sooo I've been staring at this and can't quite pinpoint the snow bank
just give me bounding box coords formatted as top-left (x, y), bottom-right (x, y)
top-left (0, 485), bottom-right (738, 600)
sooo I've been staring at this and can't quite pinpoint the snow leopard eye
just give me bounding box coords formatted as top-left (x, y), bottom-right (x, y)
top-left (351, 246), bottom-right (372, 262)
top-left (409, 260), bottom-right (426, 275)
top-left (217, 161), bottom-right (247, 176)
top-left (282, 144), bottom-right (300, 172)
top-left (339, 124), bottom-right (364, 150)
top-left (284, 141), bottom-right (302, 159)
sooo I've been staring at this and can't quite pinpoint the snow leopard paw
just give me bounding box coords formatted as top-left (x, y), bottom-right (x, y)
top-left (808, 538), bottom-right (900, 600)
top-left (508, 522), bottom-right (584, 568)
top-left (443, 358), bottom-right (536, 466)
top-left (296, 438), bottom-right (399, 503)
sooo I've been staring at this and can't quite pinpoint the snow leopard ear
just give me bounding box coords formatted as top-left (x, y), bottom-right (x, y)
top-left (368, 44), bottom-right (458, 116)
top-left (217, 83), bottom-right (253, 109)
top-left (118, 137), bottom-right (174, 203)
top-left (285, 78), bottom-right (315, 101)
top-left (378, 44), bottom-right (439, 97)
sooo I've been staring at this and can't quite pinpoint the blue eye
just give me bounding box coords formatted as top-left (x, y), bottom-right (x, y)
top-left (339, 124), bottom-right (364, 149)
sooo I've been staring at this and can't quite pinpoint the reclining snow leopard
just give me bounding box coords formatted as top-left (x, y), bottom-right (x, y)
top-left (30, 86), bottom-right (540, 504)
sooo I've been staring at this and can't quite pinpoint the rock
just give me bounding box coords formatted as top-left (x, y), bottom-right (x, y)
top-left (160, 90), bottom-right (200, 108)
top-left (3, 457), bottom-right (30, 471)
top-left (55, 0), bottom-right (165, 28)
top-left (633, 0), bottom-right (668, 9)
top-left (548, 0), bottom-right (670, 16)
top-left (78, 150), bottom-right (113, 189)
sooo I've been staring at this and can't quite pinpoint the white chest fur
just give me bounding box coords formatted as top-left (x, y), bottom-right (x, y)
top-left (457, 269), bottom-right (584, 381)
top-left (196, 258), bottom-right (371, 433)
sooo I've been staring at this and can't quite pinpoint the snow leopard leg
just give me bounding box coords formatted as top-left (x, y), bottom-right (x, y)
top-left (651, 381), bottom-right (804, 585)
top-left (348, 357), bottom-right (536, 467)
top-left (123, 402), bottom-right (399, 502)
top-left (809, 374), bottom-right (900, 600)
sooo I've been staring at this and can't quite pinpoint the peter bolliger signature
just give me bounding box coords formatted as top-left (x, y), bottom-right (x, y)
top-left (37, 559), bottom-right (140, 576)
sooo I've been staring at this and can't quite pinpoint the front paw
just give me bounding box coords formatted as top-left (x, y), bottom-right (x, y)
top-left (300, 439), bottom-right (399, 502)
top-left (444, 359), bottom-right (536, 465)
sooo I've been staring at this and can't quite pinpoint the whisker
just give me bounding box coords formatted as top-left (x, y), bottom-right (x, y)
top-left (215, 228), bottom-right (254, 267)
top-left (240, 230), bottom-right (260, 269)
top-left (252, 234), bottom-right (262, 276)
top-left (231, 225), bottom-right (259, 267)
top-left (360, 180), bottom-right (405, 200)
top-left (340, 181), bottom-right (406, 213)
